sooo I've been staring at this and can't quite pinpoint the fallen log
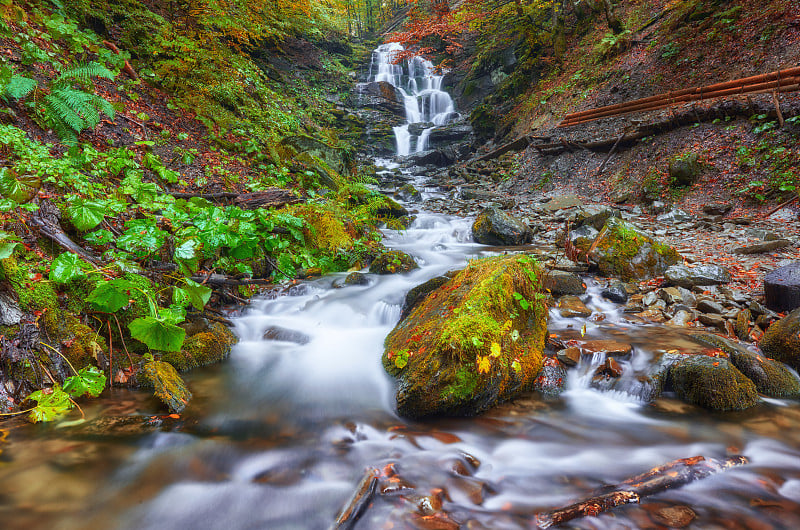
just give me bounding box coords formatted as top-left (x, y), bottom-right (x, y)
top-left (169, 189), bottom-right (304, 209)
top-left (190, 273), bottom-right (273, 286)
top-left (332, 468), bottom-right (379, 530)
top-left (30, 200), bottom-right (101, 265)
top-left (534, 455), bottom-right (748, 528)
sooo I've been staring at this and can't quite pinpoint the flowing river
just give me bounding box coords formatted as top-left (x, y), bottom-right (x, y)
top-left (2, 46), bottom-right (800, 530)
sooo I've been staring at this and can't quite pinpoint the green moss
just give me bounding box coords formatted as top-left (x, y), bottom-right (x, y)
top-left (369, 250), bottom-right (418, 275)
top-left (161, 321), bottom-right (237, 371)
top-left (441, 366), bottom-right (479, 401)
top-left (2, 257), bottom-right (58, 312)
top-left (139, 360), bottom-right (192, 413)
top-left (669, 355), bottom-right (759, 411)
top-left (41, 309), bottom-right (106, 372)
top-left (589, 218), bottom-right (680, 281)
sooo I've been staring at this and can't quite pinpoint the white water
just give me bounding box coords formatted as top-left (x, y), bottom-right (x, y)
top-left (369, 43), bottom-right (457, 156)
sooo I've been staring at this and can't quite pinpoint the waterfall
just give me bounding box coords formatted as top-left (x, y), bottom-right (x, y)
top-left (369, 43), bottom-right (458, 157)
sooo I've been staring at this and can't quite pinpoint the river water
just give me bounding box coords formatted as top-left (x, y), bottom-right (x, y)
top-left (3, 47), bottom-right (800, 530)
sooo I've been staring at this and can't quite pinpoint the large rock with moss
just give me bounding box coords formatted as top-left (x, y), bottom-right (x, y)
top-left (280, 135), bottom-right (351, 176)
top-left (668, 355), bottom-right (759, 411)
top-left (472, 207), bottom-right (533, 246)
top-left (586, 217), bottom-right (680, 281)
top-left (759, 308), bottom-right (800, 370)
top-left (369, 250), bottom-right (418, 275)
top-left (383, 255), bottom-right (547, 419)
top-left (162, 320), bottom-right (238, 371)
top-left (139, 360), bottom-right (192, 413)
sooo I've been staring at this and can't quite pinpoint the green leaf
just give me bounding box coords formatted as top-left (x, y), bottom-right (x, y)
top-left (128, 316), bottom-right (186, 352)
top-left (174, 239), bottom-right (197, 260)
top-left (0, 167), bottom-right (40, 204)
top-left (184, 279), bottom-right (212, 308)
top-left (63, 366), bottom-right (106, 398)
top-left (67, 196), bottom-right (105, 231)
top-left (87, 278), bottom-right (136, 313)
top-left (28, 385), bottom-right (72, 422)
top-left (0, 230), bottom-right (21, 259)
top-left (84, 229), bottom-right (114, 245)
top-left (49, 252), bottom-right (87, 283)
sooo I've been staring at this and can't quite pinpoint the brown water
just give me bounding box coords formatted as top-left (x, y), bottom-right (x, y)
top-left (2, 211), bottom-right (800, 530)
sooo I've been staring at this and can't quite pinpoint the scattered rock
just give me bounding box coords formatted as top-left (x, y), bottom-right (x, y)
top-left (571, 205), bottom-right (621, 231)
top-left (543, 270), bottom-right (586, 296)
top-left (472, 207), bottom-right (533, 246)
top-left (556, 347), bottom-right (581, 366)
top-left (764, 262), bottom-right (800, 312)
top-left (344, 271), bottom-right (370, 286)
top-left (369, 250), bottom-right (418, 274)
top-left (400, 276), bottom-right (450, 320)
top-left (664, 264), bottom-right (731, 288)
top-left (263, 326), bottom-right (311, 345)
top-left (650, 505), bottom-right (696, 528)
top-left (395, 183), bottom-right (422, 202)
top-left (668, 355), bottom-right (759, 411)
top-left (697, 299), bottom-right (725, 314)
top-left (733, 239), bottom-right (792, 255)
top-left (656, 208), bottom-right (692, 224)
top-left (759, 308), bottom-right (800, 371)
top-left (697, 313), bottom-right (726, 330)
top-left (539, 194), bottom-right (583, 211)
top-left (734, 309), bottom-right (751, 341)
top-left (558, 295), bottom-right (592, 318)
top-left (383, 256), bottom-right (548, 419)
top-left (579, 339), bottom-right (632, 356)
top-left (667, 309), bottom-right (695, 327)
top-left (601, 280), bottom-right (628, 303)
top-left (702, 204), bottom-right (732, 216)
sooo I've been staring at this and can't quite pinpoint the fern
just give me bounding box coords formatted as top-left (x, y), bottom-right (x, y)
top-left (0, 66), bottom-right (36, 101)
top-left (38, 62), bottom-right (116, 143)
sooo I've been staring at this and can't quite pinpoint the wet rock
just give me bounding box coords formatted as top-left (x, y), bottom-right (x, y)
top-left (733, 239), bottom-right (792, 255)
top-left (595, 357), bottom-right (623, 378)
top-left (139, 360), bottom-right (192, 413)
top-left (697, 313), bottom-right (726, 330)
top-left (263, 326), bottom-right (311, 345)
top-left (759, 308), bottom-right (800, 370)
top-left (400, 276), bottom-right (450, 321)
top-left (668, 355), bottom-right (759, 411)
top-left (579, 340), bottom-right (632, 357)
top-left (369, 250), bottom-right (418, 275)
top-left (697, 299), bottom-right (725, 314)
top-left (281, 134), bottom-right (351, 177)
top-left (550, 258), bottom-right (589, 273)
top-left (667, 310), bottom-right (695, 327)
top-left (571, 205), bottom-right (621, 231)
top-left (731, 348), bottom-right (800, 398)
top-left (471, 207), bottom-right (533, 246)
top-left (556, 347), bottom-right (581, 366)
top-left (395, 183), bottom-right (421, 202)
top-left (764, 262), bottom-right (800, 312)
top-left (383, 256), bottom-right (548, 419)
top-left (602, 280), bottom-right (628, 303)
top-left (543, 270), bottom-right (586, 296)
top-left (642, 291), bottom-right (659, 307)
top-left (558, 295), bottom-right (591, 318)
top-left (374, 195), bottom-right (409, 219)
top-left (651, 505), bottom-right (696, 528)
top-left (585, 217), bottom-right (681, 281)
top-left (664, 264), bottom-right (731, 288)
top-left (427, 123), bottom-right (474, 147)
top-left (406, 149), bottom-right (454, 167)
top-left (344, 271), bottom-right (370, 286)
top-left (164, 320), bottom-right (237, 371)
top-left (533, 361), bottom-right (567, 396)
top-left (357, 81), bottom-right (406, 117)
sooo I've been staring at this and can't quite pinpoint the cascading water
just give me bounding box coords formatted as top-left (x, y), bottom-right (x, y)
top-left (369, 43), bottom-right (457, 156)
top-left (4, 44), bottom-right (800, 530)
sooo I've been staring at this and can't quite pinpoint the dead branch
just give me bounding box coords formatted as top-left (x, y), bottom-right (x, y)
top-left (168, 189), bottom-right (304, 210)
top-left (29, 200), bottom-right (101, 265)
top-left (332, 468), bottom-right (379, 529)
top-left (535, 455), bottom-right (748, 528)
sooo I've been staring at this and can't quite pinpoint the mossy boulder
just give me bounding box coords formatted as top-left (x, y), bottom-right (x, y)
top-left (280, 134), bottom-right (351, 176)
top-left (472, 207), bottom-right (533, 246)
top-left (668, 355), bottom-right (759, 411)
top-left (374, 195), bottom-right (409, 219)
top-left (693, 332), bottom-right (800, 398)
top-left (759, 308), bottom-right (800, 370)
top-left (383, 255), bottom-right (547, 419)
top-left (587, 217), bottom-right (681, 281)
top-left (369, 250), bottom-right (418, 275)
top-left (139, 360), bottom-right (192, 413)
top-left (162, 321), bottom-right (237, 372)
top-left (668, 152), bottom-right (701, 186)
top-left (400, 275), bottom-right (450, 321)
top-left (42, 309), bottom-right (106, 372)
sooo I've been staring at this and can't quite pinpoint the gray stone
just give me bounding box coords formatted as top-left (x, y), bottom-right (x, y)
top-left (733, 239), bottom-right (792, 255)
top-left (344, 272), bottom-right (370, 286)
top-left (0, 292), bottom-right (22, 326)
top-left (657, 208), bottom-right (692, 224)
top-left (667, 309), bottom-right (695, 327)
top-left (571, 205), bottom-right (621, 231)
top-left (557, 347), bottom-right (581, 366)
top-left (558, 295), bottom-right (592, 318)
top-left (764, 262), bottom-right (800, 312)
top-left (472, 207), bottom-right (533, 246)
top-left (539, 194), bottom-right (583, 212)
top-left (702, 203), bottom-right (732, 216)
top-left (602, 280), bottom-right (628, 303)
top-left (697, 299), bottom-right (725, 314)
top-left (664, 264), bottom-right (732, 288)
top-left (698, 313), bottom-right (726, 329)
top-left (643, 291), bottom-right (659, 306)
top-left (544, 270), bottom-right (586, 296)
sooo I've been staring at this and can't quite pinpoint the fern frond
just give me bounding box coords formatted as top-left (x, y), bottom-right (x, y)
top-left (4, 75), bottom-right (36, 100)
top-left (54, 62), bottom-right (114, 89)
top-left (45, 89), bottom-right (87, 132)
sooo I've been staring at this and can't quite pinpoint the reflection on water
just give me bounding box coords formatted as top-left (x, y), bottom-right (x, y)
top-left (1, 212), bottom-right (800, 530)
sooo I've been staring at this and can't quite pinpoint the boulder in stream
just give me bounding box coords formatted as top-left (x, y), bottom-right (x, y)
top-left (369, 250), bottom-right (418, 275)
top-left (383, 255), bottom-right (548, 418)
top-left (583, 217), bottom-right (681, 281)
top-left (664, 264), bottom-right (732, 288)
top-left (764, 262), bottom-right (800, 312)
top-left (759, 307), bottom-right (800, 370)
top-left (138, 360), bottom-right (192, 413)
top-left (472, 207), bottom-right (533, 246)
top-left (668, 355), bottom-right (759, 411)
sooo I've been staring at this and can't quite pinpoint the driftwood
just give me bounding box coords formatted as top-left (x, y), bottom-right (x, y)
top-left (169, 189), bottom-right (304, 210)
top-left (477, 135), bottom-right (552, 161)
top-left (332, 468), bottom-right (379, 530)
top-left (190, 273), bottom-right (273, 286)
top-left (535, 455), bottom-right (748, 528)
top-left (30, 200), bottom-right (101, 265)
top-left (102, 40), bottom-right (138, 80)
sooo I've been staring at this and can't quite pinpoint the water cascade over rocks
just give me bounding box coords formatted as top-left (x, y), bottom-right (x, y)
top-left (369, 42), bottom-right (458, 156)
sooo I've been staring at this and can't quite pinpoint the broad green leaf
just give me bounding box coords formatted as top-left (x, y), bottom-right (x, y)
top-left (49, 252), bottom-right (87, 284)
top-left (87, 278), bottom-right (136, 313)
top-left (63, 366), bottom-right (106, 398)
top-left (0, 230), bottom-right (21, 259)
top-left (28, 385), bottom-right (72, 422)
top-left (0, 167), bottom-right (40, 204)
top-left (67, 197), bottom-right (105, 231)
top-left (157, 305), bottom-right (186, 325)
top-left (181, 279), bottom-right (211, 309)
top-left (128, 316), bottom-right (186, 352)
top-left (84, 229), bottom-right (114, 245)
top-left (174, 239), bottom-right (196, 260)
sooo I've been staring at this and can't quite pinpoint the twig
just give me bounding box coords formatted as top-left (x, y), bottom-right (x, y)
top-left (113, 314), bottom-right (134, 367)
top-left (762, 194), bottom-right (798, 218)
top-left (332, 468), bottom-right (379, 529)
top-left (594, 131), bottom-right (626, 177)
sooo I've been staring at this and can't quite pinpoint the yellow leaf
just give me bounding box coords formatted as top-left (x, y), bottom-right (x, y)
top-left (477, 356), bottom-right (491, 374)
top-left (490, 342), bottom-right (502, 358)
top-left (502, 319), bottom-right (512, 332)
top-left (580, 323), bottom-right (587, 337)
